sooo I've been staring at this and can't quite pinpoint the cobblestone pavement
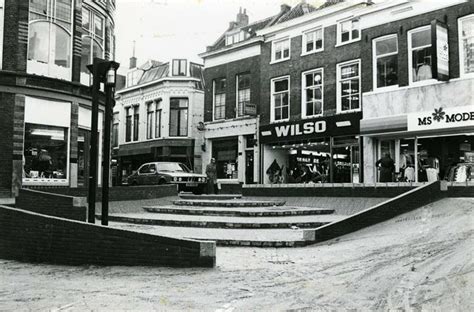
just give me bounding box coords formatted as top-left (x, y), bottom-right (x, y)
top-left (1, 198), bottom-right (472, 311)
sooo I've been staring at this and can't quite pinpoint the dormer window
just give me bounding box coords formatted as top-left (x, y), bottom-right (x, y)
top-left (172, 59), bottom-right (187, 76)
top-left (225, 30), bottom-right (249, 46)
top-left (338, 18), bottom-right (360, 45)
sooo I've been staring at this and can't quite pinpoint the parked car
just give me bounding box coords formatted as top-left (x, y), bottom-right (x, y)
top-left (127, 162), bottom-right (207, 193)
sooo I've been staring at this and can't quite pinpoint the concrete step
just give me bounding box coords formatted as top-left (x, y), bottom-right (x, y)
top-left (109, 223), bottom-right (310, 247)
top-left (102, 213), bottom-right (343, 229)
top-left (173, 199), bottom-right (286, 207)
top-left (178, 193), bottom-right (242, 200)
top-left (0, 188), bottom-right (11, 199)
top-left (143, 205), bottom-right (335, 217)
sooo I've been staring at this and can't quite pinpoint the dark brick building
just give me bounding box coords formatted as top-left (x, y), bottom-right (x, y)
top-left (0, 0), bottom-right (116, 197)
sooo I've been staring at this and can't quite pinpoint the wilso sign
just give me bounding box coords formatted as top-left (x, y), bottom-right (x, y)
top-left (408, 105), bottom-right (474, 131)
top-left (259, 112), bottom-right (361, 144)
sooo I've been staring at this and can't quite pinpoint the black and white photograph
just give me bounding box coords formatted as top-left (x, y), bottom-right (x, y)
top-left (0, 0), bottom-right (473, 310)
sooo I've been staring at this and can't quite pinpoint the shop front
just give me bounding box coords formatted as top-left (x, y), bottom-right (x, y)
top-left (259, 112), bottom-right (362, 184)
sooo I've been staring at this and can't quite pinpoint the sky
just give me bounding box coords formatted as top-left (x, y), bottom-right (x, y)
top-left (114, 0), bottom-right (328, 73)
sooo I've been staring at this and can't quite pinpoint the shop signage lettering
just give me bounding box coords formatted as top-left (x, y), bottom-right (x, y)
top-left (275, 121), bottom-right (326, 137)
top-left (408, 106), bottom-right (474, 131)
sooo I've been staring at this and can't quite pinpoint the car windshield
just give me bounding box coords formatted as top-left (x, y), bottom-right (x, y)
top-left (156, 163), bottom-right (190, 172)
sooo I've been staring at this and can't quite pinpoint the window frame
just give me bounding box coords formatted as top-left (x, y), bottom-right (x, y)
top-left (302, 27), bottom-right (324, 56)
top-left (146, 101), bottom-right (154, 140)
top-left (270, 75), bottom-right (291, 123)
top-left (133, 106), bottom-right (139, 141)
top-left (172, 59), bottom-right (187, 76)
top-left (155, 99), bottom-right (162, 138)
top-left (336, 59), bottom-right (361, 114)
top-left (372, 34), bottom-right (399, 91)
top-left (271, 37), bottom-right (291, 64)
top-left (458, 14), bottom-right (474, 78)
top-left (213, 78), bottom-right (226, 121)
top-left (169, 98), bottom-right (189, 137)
top-left (407, 25), bottom-right (435, 85)
top-left (80, 6), bottom-right (105, 85)
top-left (236, 73), bottom-right (251, 118)
top-left (337, 18), bottom-right (360, 46)
top-left (125, 107), bottom-right (132, 142)
top-left (301, 68), bottom-right (324, 119)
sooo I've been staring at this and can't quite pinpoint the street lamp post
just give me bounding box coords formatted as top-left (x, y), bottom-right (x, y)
top-left (87, 58), bottom-right (120, 225)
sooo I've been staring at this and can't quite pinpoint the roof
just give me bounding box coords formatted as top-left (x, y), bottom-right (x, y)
top-left (273, 1), bottom-right (318, 24)
top-left (138, 63), bottom-right (169, 85)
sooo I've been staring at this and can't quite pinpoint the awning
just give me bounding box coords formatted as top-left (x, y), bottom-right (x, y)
top-left (360, 115), bottom-right (407, 136)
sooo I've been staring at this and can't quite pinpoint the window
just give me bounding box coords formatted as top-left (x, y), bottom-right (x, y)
top-left (408, 26), bottom-right (433, 83)
top-left (133, 106), bottom-right (139, 141)
top-left (80, 7), bottom-right (105, 85)
top-left (373, 35), bottom-right (398, 89)
top-left (338, 18), bottom-right (360, 44)
top-left (226, 31), bottom-right (249, 46)
top-left (213, 78), bottom-right (226, 120)
top-left (172, 59), bottom-right (187, 76)
top-left (28, 0), bottom-right (73, 80)
top-left (138, 164), bottom-right (150, 174)
top-left (459, 14), bottom-right (474, 77)
top-left (302, 69), bottom-right (323, 118)
top-left (169, 98), bottom-right (188, 137)
top-left (237, 73), bottom-right (250, 117)
top-left (271, 76), bottom-right (290, 122)
top-left (125, 107), bottom-right (132, 142)
top-left (112, 113), bottom-right (119, 147)
top-left (337, 60), bottom-right (360, 112)
top-left (146, 102), bottom-right (154, 139)
top-left (303, 28), bottom-right (323, 54)
top-left (272, 38), bottom-right (290, 62)
top-left (155, 99), bottom-right (162, 138)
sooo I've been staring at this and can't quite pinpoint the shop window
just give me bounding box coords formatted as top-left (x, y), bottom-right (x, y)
top-left (23, 124), bottom-right (68, 181)
top-left (408, 26), bottom-right (433, 83)
top-left (125, 107), bottom-right (132, 142)
top-left (28, 0), bottom-right (73, 80)
top-left (337, 60), bottom-right (360, 113)
top-left (271, 76), bottom-right (290, 123)
top-left (172, 59), bottom-right (187, 76)
top-left (80, 7), bottom-right (105, 85)
top-left (373, 35), bottom-right (398, 89)
top-left (272, 38), bottom-right (290, 63)
top-left (112, 114), bottom-right (119, 148)
top-left (338, 18), bottom-right (360, 45)
top-left (169, 98), bottom-right (188, 137)
top-left (303, 27), bottom-right (323, 54)
top-left (133, 106), bottom-right (139, 141)
top-left (146, 102), bottom-right (154, 139)
top-left (155, 99), bottom-right (162, 138)
top-left (237, 73), bottom-right (251, 117)
top-left (213, 78), bottom-right (226, 120)
top-left (459, 14), bottom-right (474, 77)
top-left (302, 68), bottom-right (323, 118)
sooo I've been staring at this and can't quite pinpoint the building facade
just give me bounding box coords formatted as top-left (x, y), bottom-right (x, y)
top-left (0, 0), bottom-right (115, 196)
top-left (114, 59), bottom-right (205, 184)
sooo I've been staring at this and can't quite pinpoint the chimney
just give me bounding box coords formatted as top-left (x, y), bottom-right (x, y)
top-left (129, 40), bottom-right (137, 69)
top-left (236, 7), bottom-right (249, 27)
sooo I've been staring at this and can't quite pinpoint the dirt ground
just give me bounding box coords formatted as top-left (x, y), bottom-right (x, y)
top-left (1, 197), bottom-right (472, 311)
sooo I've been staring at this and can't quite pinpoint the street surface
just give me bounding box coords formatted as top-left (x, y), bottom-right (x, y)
top-left (0, 197), bottom-right (472, 311)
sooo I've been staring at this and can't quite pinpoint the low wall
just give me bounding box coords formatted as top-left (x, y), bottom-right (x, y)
top-left (0, 205), bottom-right (215, 267)
top-left (29, 185), bottom-right (177, 201)
top-left (243, 184), bottom-right (416, 198)
top-left (303, 181), bottom-right (444, 244)
top-left (446, 185), bottom-right (474, 197)
top-left (16, 188), bottom-right (86, 221)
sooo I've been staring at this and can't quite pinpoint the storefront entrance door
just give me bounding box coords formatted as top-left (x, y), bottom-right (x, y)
top-left (332, 145), bottom-right (360, 183)
top-left (78, 129), bottom-right (91, 187)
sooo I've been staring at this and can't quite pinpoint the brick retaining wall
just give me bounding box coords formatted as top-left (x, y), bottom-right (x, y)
top-left (303, 181), bottom-right (444, 244)
top-left (29, 185), bottom-right (177, 201)
top-left (16, 188), bottom-right (86, 221)
top-left (0, 205), bottom-right (215, 267)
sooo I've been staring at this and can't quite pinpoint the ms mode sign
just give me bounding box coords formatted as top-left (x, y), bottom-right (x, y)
top-left (408, 106), bottom-right (474, 132)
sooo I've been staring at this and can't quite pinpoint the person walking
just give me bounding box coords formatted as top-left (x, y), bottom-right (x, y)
top-left (376, 153), bottom-right (395, 182)
top-left (206, 158), bottom-right (217, 194)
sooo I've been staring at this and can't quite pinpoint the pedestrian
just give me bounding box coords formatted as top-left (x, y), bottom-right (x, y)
top-left (206, 158), bottom-right (217, 194)
top-left (376, 153), bottom-right (395, 182)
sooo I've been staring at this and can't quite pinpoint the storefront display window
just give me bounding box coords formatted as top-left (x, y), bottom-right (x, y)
top-left (409, 26), bottom-right (433, 83)
top-left (374, 35), bottom-right (398, 88)
top-left (212, 139), bottom-right (238, 179)
top-left (23, 124), bottom-right (68, 182)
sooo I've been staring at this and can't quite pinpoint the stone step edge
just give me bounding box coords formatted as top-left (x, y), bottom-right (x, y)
top-left (143, 206), bottom-right (335, 217)
top-left (173, 200), bottom-right (286, 207)
top-left (101, 215), bottom-right (329, 229)
top-left (192, 238), bottom-right (309, 248)
top-left (178, 194), bottom-right (243, 200)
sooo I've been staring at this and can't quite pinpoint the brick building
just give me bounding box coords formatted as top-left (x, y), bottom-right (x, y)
top-left (113, 58), bottom-right (205, 184)
top-left (0, 0), bottom-right (115, 197)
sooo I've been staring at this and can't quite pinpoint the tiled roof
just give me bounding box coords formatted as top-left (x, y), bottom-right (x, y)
top-left (274, 2), bottom-right (318, 24)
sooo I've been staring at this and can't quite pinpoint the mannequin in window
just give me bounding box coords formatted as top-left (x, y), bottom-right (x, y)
top-left (416, 60), bottom-right (432, 81)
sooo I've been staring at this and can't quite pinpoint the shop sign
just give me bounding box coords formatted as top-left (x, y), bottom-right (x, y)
top-left (244, 102), bottom-right (257, 116)
top-left (408, 105), bottom-right (474, 131)
top-left (259, 112), bottom-right (362, 144)
top-left (431, 20), bottom-right (449, 81)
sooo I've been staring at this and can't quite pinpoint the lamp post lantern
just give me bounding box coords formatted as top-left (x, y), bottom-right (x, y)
top-left (87, 58), bottom-right (120, 225)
